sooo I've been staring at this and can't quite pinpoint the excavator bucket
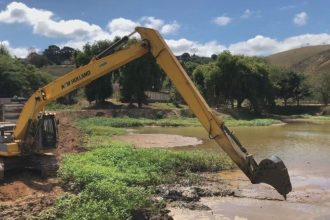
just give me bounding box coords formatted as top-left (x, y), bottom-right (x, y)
top-left (253, 156), bottom-right (292, 199)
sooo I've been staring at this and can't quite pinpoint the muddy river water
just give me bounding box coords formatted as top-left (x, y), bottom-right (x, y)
top-left (134, 122), bottom-right (330, 220)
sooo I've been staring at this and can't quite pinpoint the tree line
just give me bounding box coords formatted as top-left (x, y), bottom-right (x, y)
top-left (1, 41), bottom-right (329, 110)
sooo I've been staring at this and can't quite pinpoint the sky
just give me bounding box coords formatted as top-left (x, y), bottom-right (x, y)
top-left (0, 0), bottom-right (330, 58)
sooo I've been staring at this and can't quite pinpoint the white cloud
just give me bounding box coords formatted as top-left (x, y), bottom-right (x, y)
top-left (161, 21), bottom-right (180, 35)
top-left (0, 40), bottom-right (30, 57)
top-left (166, 38), bottom-right (226, 57)
top-left (241, 9), bottom-right (252, 19)
top-left (141, 16), bottom-right (164, 30)
top-left (228, 33), bottom-right (330, 56)
top-left (0, 2), bottom-right (105, 39)
top-left (293, 12), bottom-right (308, 26)
top-left (213, 16), bottom-right (231, 26)
top-left (0, 2), bottom-right (180, 53)
top-left (1, 2), bottom-right (329, 58)
top-left (229, 35), bottom-right (280, 56)
top-left (107, 17), bottom-right (140, 38)
top-left (107, 17), bottom-right (180, 37)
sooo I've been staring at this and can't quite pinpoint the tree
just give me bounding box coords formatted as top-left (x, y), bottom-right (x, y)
top-left (0, 52), bottom-right (51, 98)
top-left (0, 44), bottom-right (10, 56)
top-left (120, 52), bottom-right (162, 108)
top-left (311, 72), bottom-right (330, 105)
top-left (43, 45), bottom-right (61, 64)
top-left (270, 69), bottom-right (309, 106)
top-left (215, 52), bottom-right (275, 113)
top-left (235, 57), bottom-right (275, 112)
top-left (75, 40), bottom-right (114, 104)
top-left (26, 52), bottom-right (49, 67)
top-left (60, 46), bottom-right (75, 62)
top-left (215, 51), bottom-right (241, 107)
top-left (192, 63), bottom-right (222, 106)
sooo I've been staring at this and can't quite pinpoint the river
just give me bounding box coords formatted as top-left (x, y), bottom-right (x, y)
top-left (133, 122), bottom-right (330, 220)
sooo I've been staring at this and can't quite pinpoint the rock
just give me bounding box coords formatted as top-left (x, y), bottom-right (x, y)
top-left (182, 188), bottom-right (199, 202)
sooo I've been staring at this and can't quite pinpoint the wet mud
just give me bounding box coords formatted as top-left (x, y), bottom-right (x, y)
top-left (170, 170), bottom-right (330, 220)
top-left (114, 133), bottom-right (203, 148)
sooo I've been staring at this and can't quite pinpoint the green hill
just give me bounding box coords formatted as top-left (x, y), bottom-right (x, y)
top-left (267, 45), bottom-right (330, 74)
top-left (41, 64), bottom-right (76, 78)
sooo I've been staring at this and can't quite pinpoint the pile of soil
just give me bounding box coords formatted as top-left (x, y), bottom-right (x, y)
top-left (0, 171), bottom-right (63, 219)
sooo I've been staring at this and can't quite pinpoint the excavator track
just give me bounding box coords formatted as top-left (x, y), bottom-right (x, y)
top-left (38, 154), bottom-right (59, 178)
top-left (0, 154), bottom-right (58, 180)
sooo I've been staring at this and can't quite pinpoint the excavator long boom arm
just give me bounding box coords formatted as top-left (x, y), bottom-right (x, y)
top-left (13, 27), bottom-right (292, 197)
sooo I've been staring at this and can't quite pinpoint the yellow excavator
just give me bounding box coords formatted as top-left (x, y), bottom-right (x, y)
top-left (0, 27), bottom-right (292, 198)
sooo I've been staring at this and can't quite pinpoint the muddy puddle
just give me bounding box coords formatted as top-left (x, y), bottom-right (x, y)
top-left (131, 122), bottom-right (330, 219)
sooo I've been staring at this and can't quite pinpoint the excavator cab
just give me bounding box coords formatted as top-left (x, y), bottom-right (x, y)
top-left (40, 114), bottom-right (58, 149)
top-left (34, 113), bottom-right (58, 151)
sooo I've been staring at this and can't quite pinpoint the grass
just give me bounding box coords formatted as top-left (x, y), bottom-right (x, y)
top-left (225, 118), bottom-right (282, 126)
top-left (149, 102), bottom-right (183, 109)
top-left (51, 133), bottom-right (232, 219)
top-left (39, 116), bottom-right (233, 219)
top-left (40, 112), bottom-right (283, 219)
top-left (76, 116), bottom-right (199, 128)
top-left (76, 116), bottom-right (282, 131)
top-left (267, 44), bottom-right (330, 68)
top-left (46, 102), bottom-right (76, 111)
top-left (302, 114), bottom-right (330, 121)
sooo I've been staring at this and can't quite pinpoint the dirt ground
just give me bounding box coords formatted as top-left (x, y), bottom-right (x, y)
top-left (0, 112), bottom-right (82, 220)
top-left (114, 133), bottom-right (203, 148)
top-left (169, 170), bottom-right (330, 220)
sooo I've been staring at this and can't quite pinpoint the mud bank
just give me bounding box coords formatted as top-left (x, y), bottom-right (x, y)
top-left (169, 170), bottom-right (330, 220)
top-left (114, 133), bottom-right (203, 148)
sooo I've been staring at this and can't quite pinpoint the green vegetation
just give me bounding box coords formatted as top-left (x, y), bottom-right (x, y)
top-left (45, 115), bottom-right (233, 219)
top-left (0, 52), bottom-right (52, 98)
top-left (76, 116), bottom-right (281, 131)
top-left (75, 40), bottom-right (115, 104)
top-left (310, 72), bottom-right (330, 106)
top-left (302, 115), bottom-right (330, 121)
top-left (54, 142), bottom-right (232, 219)
top-left (40, 65), bottom-right (76, 78)
top-left (225, 118), bottom-right (282, 127)
top-left (76, 116), bottom-right (198, 128)
top-left (120, 50), bottom-right (163, 108)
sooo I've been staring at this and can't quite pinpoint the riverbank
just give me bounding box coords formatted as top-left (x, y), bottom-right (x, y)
top-left (169, 170), bottom-right (330, 220)
top-left (35, 113), bottom-right (235, 219)
top-left (4, 110), bottom-right (328, 219)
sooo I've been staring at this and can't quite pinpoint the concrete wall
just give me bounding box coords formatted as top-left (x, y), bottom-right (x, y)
top-left (0, 98), bottom-right (11, 105)
top-left (0, 104), bottom-right (24, 122)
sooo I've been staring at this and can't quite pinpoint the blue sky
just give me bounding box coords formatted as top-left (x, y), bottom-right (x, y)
top-left (0, 0), bottom-right (330, 57)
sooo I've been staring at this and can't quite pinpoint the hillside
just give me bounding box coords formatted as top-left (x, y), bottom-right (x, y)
top-left (267, 45), bottom-right (330, 74)
top-left (41, 64), bottom-right (76, 78)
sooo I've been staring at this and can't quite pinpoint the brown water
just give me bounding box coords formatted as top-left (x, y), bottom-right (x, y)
top-left (135, 122), bottom-right (330, 220)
